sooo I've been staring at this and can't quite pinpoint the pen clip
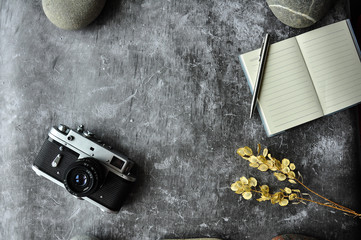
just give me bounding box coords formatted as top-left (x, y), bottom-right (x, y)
top-left (258, 36), bottom-right (266, 61)
top-left (258, 33), bottom-right (268, 62)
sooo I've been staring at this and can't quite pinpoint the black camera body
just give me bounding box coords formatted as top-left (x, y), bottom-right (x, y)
top-left (32, 124), bottom-right (136, 213)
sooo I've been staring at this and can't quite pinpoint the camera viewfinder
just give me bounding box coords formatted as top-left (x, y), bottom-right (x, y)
top-left (110, 156), bottom-right (125, 169)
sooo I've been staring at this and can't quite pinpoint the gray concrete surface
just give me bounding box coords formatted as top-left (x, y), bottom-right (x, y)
top-left (1, 0), bottom-right (360, 239)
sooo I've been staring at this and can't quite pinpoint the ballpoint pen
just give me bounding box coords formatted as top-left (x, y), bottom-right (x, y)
top-left (249, 33), bottom-right (271, 118)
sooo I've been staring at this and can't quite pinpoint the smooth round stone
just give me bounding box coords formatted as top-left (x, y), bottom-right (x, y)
top-left (163, 239), bottom-right (222, 240)
top-left (70, 235), bottom-right (99, 240)
top-left (42, 0), bottom-right (107, 30)
top-left (272, 234), bottom-right (318, 240)
top-left (266, 0), bottom-right (336, 28)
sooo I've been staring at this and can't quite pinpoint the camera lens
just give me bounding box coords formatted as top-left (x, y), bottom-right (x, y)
top-left (74, 172), bottom-right (88, 186)
top-left (64, 158), bottom-right (104, 197)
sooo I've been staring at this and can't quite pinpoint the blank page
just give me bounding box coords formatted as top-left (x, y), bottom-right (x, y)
top-left (297, 20), bottom-right (361, 114)
top-left (240, 38), bottom-right (323, 135)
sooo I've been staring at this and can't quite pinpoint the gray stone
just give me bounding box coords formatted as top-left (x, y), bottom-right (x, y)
top-left (42, 0), bottom-right (106, 30)
top-left (163, 239), bottom-right (222, 240)
top-left (70, 235), bottom-right (99, 240)
top-left (266, 0), bottom-right (336, 28)
top-left (272, 234), bottom-right (319, 240)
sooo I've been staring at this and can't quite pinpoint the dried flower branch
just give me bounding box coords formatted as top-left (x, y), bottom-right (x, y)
top-left (231, 144), bottom-right (361, 218)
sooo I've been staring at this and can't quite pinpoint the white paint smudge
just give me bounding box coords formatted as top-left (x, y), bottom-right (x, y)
top-left (200, 223), bottom-right (208, 228)
top-left (154, 157), bottom-right (174, 170)
top-left (283, 210), bottom-right (308, 222)
top-left (94, 102), bottom-right (119, 119)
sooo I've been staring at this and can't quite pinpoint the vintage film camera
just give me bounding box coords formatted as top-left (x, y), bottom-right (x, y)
top-left (32, 124), bottom-right (136, 213)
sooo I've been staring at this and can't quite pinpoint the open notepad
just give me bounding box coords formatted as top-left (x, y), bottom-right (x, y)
top-left (239, 20), bottom-right (361, 136)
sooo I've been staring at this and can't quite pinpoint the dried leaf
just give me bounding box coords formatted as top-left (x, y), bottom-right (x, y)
top-left (266, 160), bottom-right (274, 167)
top-left (298, 171), bottom-right (303, 182)
top-left (235, 189), bottom-right (243, 194)
top-left (284, 187), bottom-right (292, 194)
top-left (242, 192), bottom-right (252, 200)
top-left (240, 176), bottom-right (248, 185)
top-left (258, 164), bottom-right (269, 172)
top-left (263, 148), bottom-right (268, 157)
top-left (282, 158), bottom-right (290, 167)
top-left (248, 177), bottom-right (257, 187)
top-left (288, 171), bottom-right (296, 179)
top-left (270, 166), bottom-right (278, 171)
top-left (249, 156), bottom-right (258, 163)
top-left (257, 155), bottom-right (267, 164)
top-left (260, 185), bottom-right (269, 192)
top-left (274, 173), bottom-right (286, 181)
top-left (279, 199), bottom-right (289, 206)
top-left (290, 163), bottom-right (296, 170)
top-left (289, 193), bottom-right (297, 201)
top-left (275, 160), bottom-right (282, 170)
top-left (244, 146), bottom-right (253, 156)
top-left (288, 179), bottom-right (297, 184)
top-left (236, 148), bottom-right (245, 156)
top-left (231, 183), bottom-right (237, 191)
top-left (249, 162), bottom-right (259, 168)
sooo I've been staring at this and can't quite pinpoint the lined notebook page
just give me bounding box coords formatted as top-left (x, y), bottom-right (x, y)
top-left (297, 20), bottom-right (361, 114)
top-left (240, 38), bottom-right (323, 135)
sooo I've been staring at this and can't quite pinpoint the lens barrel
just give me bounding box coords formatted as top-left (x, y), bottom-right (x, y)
top-left (64, 158), bottom-right (104, 197)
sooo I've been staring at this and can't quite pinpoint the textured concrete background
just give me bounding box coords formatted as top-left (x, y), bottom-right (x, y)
top-left (1, 0), bottom-right (361, 239)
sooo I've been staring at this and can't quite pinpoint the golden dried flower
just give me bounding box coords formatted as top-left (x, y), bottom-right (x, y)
top-left (289, 193), bottom-right (298, 201)
top-left (289, 179), bottom-right (297, 184)
top-left (284, 187), bottom-right (292, 194)
top-left (242, 192), bottom-right (252, 200)
top-left (258, 164), bottom-right (269, 172)
top-left (249, 156), bottom-right (258, 163)
top-left (232, 144), bottom-right (361, 218)
top-left (282, 158), bottom-right (290, 167)
top-left (231, 176), bottom-right (257, 200)
top-left (249, 177), bottom-right (257, 187)
top-left (279, 198), bottom-right (289, 206)
top-left (290, 163), bottom-right (296, 170)
top-left (274, 172), bottom-right (287, 181)
top-left (249, 162), bottom-right (259, 168)
top-left (271, 192), bottom-right (284, 204)
top-left (263, 148), bottom-right (268, 157)
top-left (236, 148), bottom-right (245, 157)
top-left (244, 147), bottom-right (253, 156)
top-left (288, 171), bottom-right (296, 179)
top-left (257, 144), bottom-right (261, 155)
top-left (260, 185), bottom-right (269, 193)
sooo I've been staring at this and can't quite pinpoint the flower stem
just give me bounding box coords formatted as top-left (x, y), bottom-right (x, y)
top-left (294, 177), bottom-right (355, 213)
top-left (296, 197), bottom-right (361, 217)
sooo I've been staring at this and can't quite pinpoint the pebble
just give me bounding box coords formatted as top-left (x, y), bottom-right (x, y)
top-left (266, 0), bottom-right (335, 28)
top-left (42, 0), bottom-right (107, 30)
top-left (70, 235), bottom-right (99, 240)
top-left (272, 234), bottom-right (318, 240)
